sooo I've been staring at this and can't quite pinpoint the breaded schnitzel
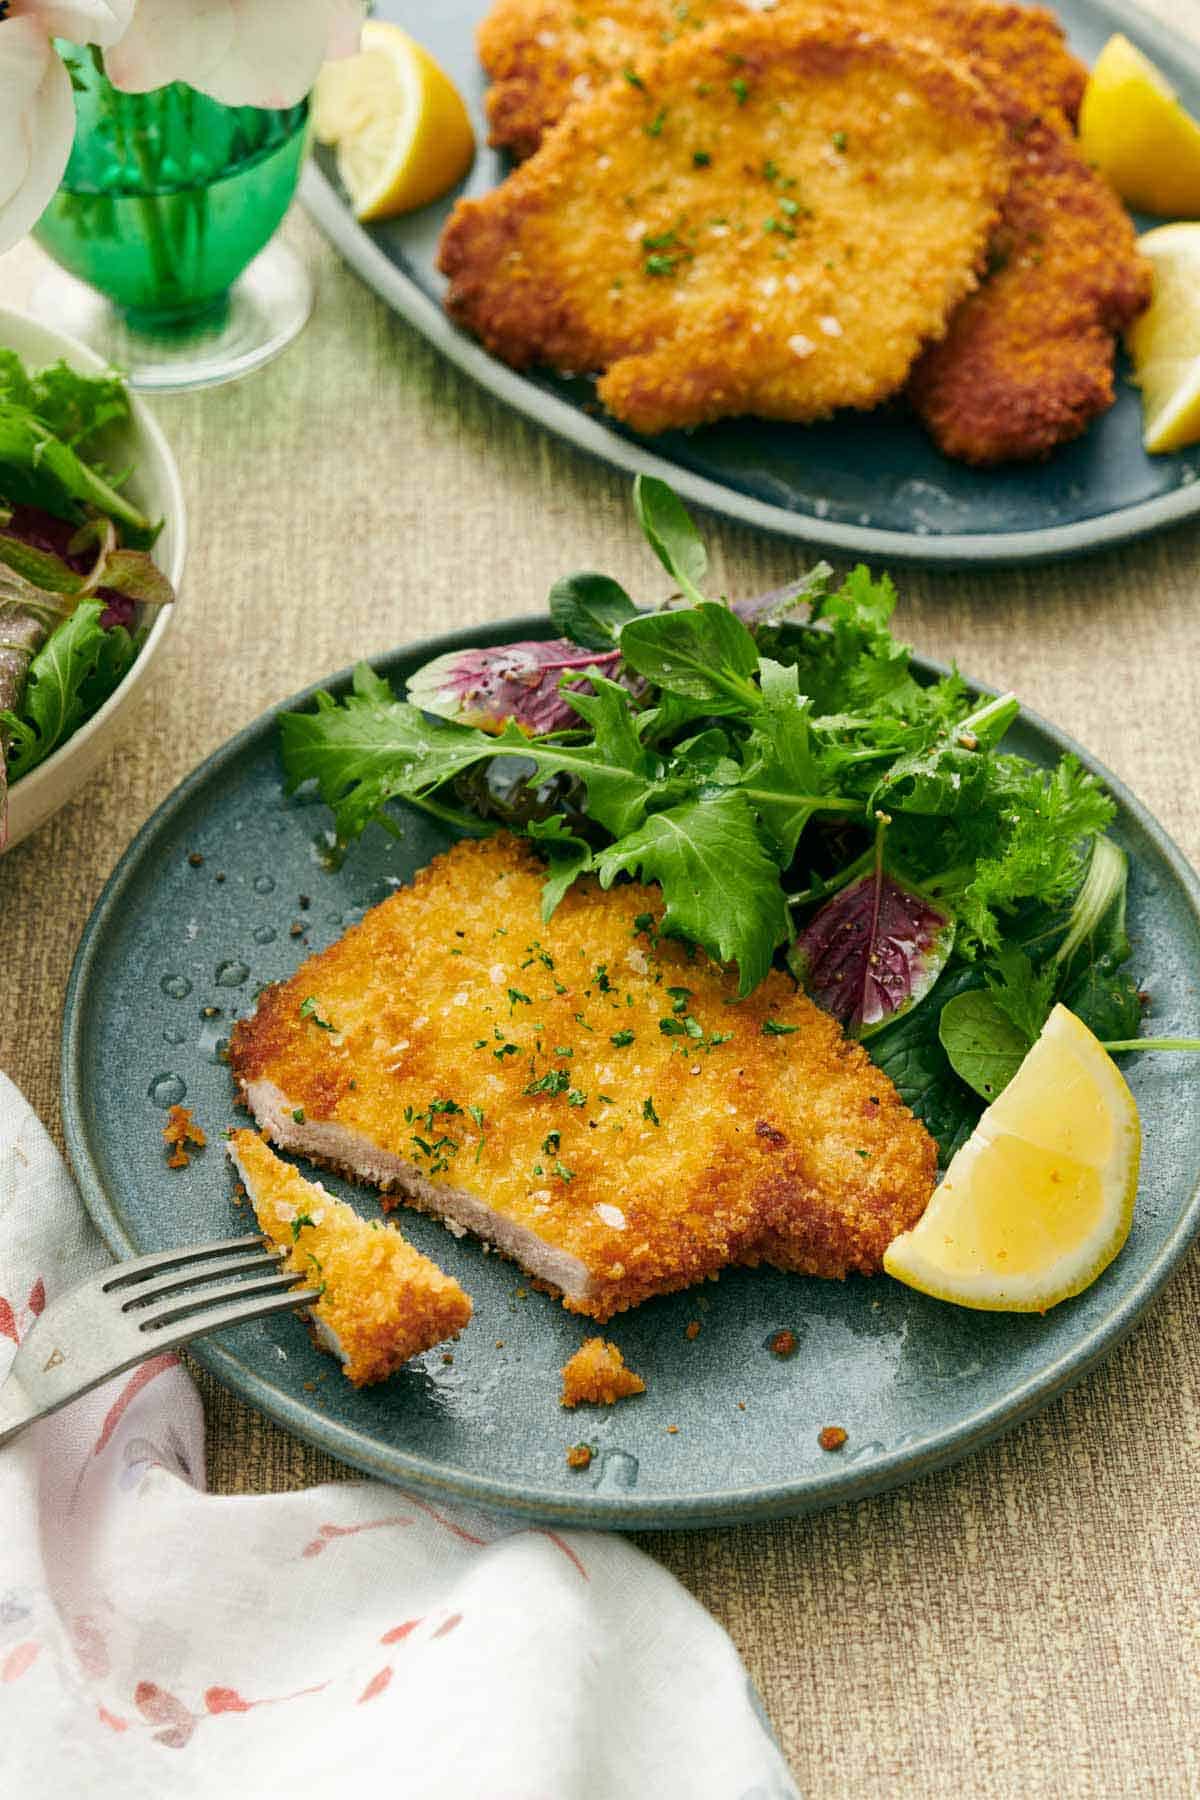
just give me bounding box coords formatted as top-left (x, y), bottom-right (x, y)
top-left (229, 1130), bottom-right (472, 1386)
top-left (479, 0), bottom-right (1086, 157)
top-left (440, 16), bottom-right (1008, 434)
top-left (479, 0), bottom-right (742, 161)
top-left (228, 836), bottom-right (936, 1319)
top-left (767, 0), bottom-right (1149, 459)
top-left (907, 111), bottom-right (1152, 463)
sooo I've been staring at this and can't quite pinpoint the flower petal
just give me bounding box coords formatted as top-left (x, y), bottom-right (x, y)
top-left (29, 0), bottom-right (137, 49)
top-left (0, 20), bottom-right (75, 255)
top-left (105, 0), bottom-right (356, 108)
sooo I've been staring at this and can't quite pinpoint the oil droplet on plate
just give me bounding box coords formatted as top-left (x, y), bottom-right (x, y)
top-left (198, 1021), bottom-right (229, 1063)
top-left (148, 1073), bottom-right (186, 1107)
top-left (160, 974), bottom-right (192, 999)
top-left (594, 1449), bottom-right (639, 1492)
top-left (252, 925), bottom-right (276, 945)
top-left (253, 875), bottom-right (276, 894)
top-left (215, 959), bottom-right (249, 987)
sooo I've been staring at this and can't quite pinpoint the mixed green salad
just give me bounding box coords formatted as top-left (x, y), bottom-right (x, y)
top-left (0, 351), bottom-right (175, 838)
top-left (281, 477), bottom-right (1196, 1163)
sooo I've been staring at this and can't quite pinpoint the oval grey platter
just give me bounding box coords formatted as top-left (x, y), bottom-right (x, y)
top-left (303, 0), bottom-right (1200, 567)
top-left (62, 618), bottom-right (1200, 1529)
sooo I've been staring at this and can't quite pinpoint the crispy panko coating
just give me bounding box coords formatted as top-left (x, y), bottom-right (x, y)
top-left (561, 1337), bottom-right (647, 1406)
top-left (228, 1130), bottom-right (472, 1387)
top-left (907, 112), bottom-right (1152, 463)
top-left (440, 15), bottom-right (1008, 434)
top-left (229, 837), bottom-right (936, 1319)
top-left (479, 0), bottom-right (741, 160)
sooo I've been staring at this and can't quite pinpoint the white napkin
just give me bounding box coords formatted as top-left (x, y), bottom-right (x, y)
top-left (0, 1074), bottom-right (797, 1799)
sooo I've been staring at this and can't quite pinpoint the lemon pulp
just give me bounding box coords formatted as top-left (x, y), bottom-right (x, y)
top-left (1079, 34), bottom-right (1200, 217)
top-left (314, 22), bottom-right (475, 222)
top-left (883, 1006), bottom-right (1140, 1311)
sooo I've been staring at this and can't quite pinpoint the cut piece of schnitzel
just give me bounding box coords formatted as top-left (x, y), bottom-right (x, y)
top-left (561, 1337), bottom-right (646, 1406)
top-left (228, 835), bottom-right (936, 1319)
top-left (440, 15), bottom-right (1008, 434)
top-left (479, 0), bottom-right (742, 161)
top-left (907, 113), bottom-right (1152, 463)
top-left (228, 1130), bottom-right (472, 1385)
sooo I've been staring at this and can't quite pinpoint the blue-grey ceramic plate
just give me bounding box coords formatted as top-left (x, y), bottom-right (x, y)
top-left (302, 0), bottom-right (1200, 566)
top-left (63, 620), bottom-right (1200, 1528)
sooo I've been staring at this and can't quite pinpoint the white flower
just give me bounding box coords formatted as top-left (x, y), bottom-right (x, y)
top-left (0, 0), bottom-right (360, 254)
top-left (105, 0), bottom-right (363, 109)
top-left (0, 1), bottom-right (135, 255)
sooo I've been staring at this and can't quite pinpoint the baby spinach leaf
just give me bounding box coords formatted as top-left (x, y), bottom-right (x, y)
top-left (633, 474), bottom-right (708, 605)
top-left (618, 602), bottom-right (759, 708)
top-left (548, 571), bottom-right (638, 651)
top-left (938, 990), bottom-right (1031, 1102)
top-left (595, 788), bottom-right (788, 994)
top-left (867, 964), bottom-right (985, 1165)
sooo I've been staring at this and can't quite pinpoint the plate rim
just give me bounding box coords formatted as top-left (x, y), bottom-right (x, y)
top-left (301, 0), bottom-right (1200, 570)
top-left (62, 614), bottom-right (1200, 1528)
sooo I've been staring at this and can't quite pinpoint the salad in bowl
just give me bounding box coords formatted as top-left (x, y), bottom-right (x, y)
top-left (0, 308), bottom-right (184, 851)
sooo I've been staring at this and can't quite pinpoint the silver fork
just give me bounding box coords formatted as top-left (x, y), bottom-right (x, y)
top-left (0, 1234), bottom-right (320, 1447)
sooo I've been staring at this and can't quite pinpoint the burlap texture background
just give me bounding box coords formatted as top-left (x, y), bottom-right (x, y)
top-left (3, 43), bottom-right (1200, 1780)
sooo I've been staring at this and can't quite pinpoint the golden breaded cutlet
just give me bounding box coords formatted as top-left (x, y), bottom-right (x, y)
top-left (440, 15), bottom-right (1009, 434)
top-left (763, 0), bottom-right (1150, 459)
top-left (228, 1130), bottom-right (472, 1386)
top-left (228, 836), bottom-right (936, 1319)
top-left (480, 0), bottom-right (1086, 157)
top-left (479, 0), bottom-right (742, 160)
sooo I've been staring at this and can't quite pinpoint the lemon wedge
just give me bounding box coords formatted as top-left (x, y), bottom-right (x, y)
top-left (1078, 34), bottom-right (1200, 217)
top-left (1126, 223), bottom-right (1200, 452)
top-left (884, 1006), bottom-right (1140, 1311)
top-left (313, 21), bottom-right (475, 221)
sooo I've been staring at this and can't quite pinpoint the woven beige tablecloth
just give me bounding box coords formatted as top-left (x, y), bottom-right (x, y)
top-left (4, 98), bottom-right (1200, 1788)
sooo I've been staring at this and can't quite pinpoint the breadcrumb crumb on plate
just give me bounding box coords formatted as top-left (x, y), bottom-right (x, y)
top-left (561, 1337), bottom-right (646, 1407)
top-left (228, 1130), bottom-right (472, 1387)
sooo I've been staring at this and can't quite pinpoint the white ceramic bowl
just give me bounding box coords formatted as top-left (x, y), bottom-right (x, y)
top-left (1, 306), bottom-right (186, 852)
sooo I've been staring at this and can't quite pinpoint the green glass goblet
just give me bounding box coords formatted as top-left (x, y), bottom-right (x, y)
top-left (32, 46), bottom-right (313, 392)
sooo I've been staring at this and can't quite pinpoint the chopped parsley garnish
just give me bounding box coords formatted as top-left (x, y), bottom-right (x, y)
top-left (567, 1087), bottom-right (588, 1107)
top-left (832, 130), bottom-right (848, 151)
top-left (667, 986), bottom-right (692, 1013)
top-left (645, 253), bottom-right (679, 277)
top-left (554, 1045), bottom-right (574, 1058)
top-left (298, 996), bottom-right (333, 1030)
top-left (643, 1097), bottom-right (661, 1126)
top-left (525, 1069), bottom-right (571, 1097)
top-left (645, 107), bottom-right (668, 136)
top-left (730, 76), bottom-right (749, 103)
top-left (611, 1029), bottom-right (635, 1047)
top-left (291, 1108), bottom-right (305, 1124)
top-left (290, 1213), bottom-right (315, 1241)
top-left (553, 1161), bottom-right (576, 1183)
top-left (593, 964), bottom-right (612, 992)
top-left (623, 66), bottom-right (645, 87)
top-left (508, 987), bottom-right (531, 1012)
top-left (762, 1020), bottom-right (799, 1036)
top-left (692, 149), bottom-right (711, 166)
top-left (542, 1131), bottom-right (561, 1155)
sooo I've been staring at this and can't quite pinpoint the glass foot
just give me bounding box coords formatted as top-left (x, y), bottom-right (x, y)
top-left (29, 239), bottom-right (313, 393)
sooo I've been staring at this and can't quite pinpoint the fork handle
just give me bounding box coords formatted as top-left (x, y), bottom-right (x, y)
top-left (0, 1375), bottom-right (38, 1448)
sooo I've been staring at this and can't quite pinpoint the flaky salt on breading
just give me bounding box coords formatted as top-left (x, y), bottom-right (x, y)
top-left (440, 14), bottom-right (1009, 434)
top-left (228, 836), bottom-right (937, 1321)
top-left (479, 0), bottom-right (742, 160)
top-left (561, 1337), bottom-right (647, 1407)
top-left (228, 1130), bottom-right (472, 1387)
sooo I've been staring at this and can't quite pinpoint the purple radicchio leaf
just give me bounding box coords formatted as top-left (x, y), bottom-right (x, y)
top-left (788, 865), bottom-right (955, 1038)
top-left (406, 639), bottom-right (624, 735)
